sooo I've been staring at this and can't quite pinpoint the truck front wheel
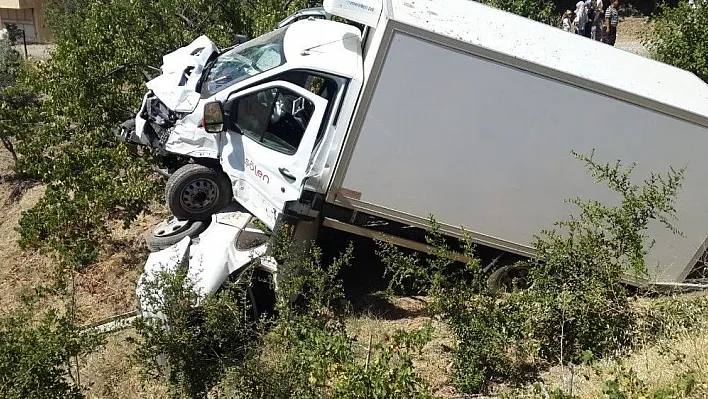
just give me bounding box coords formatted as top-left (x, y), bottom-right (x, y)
top-left (165, 163), bottom-right (233, 221)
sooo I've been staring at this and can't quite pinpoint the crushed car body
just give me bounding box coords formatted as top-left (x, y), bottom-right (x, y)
top-left (136, 203), bottom-right (276, 319)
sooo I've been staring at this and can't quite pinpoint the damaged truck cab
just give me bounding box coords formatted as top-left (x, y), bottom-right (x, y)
top-left (134, 11), bottom-right (367, 306)
top-left (197, 19), bottom-right (364, 230)
top-left (123, 18), bottom-right (364, 228)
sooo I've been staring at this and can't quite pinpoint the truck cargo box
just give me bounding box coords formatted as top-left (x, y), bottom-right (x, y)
top-left (327, 0), bottom-right (708, 283)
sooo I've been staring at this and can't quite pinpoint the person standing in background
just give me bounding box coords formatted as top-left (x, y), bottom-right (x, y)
top-left (591, 6), bottom-right (604, 41)
top-left (604, 0), bottom-right (619, 46)
top-left (562, 10), bottom-right (573, 31)
top-left (584, 0), bottom-right (595, 37)
top-left (574, 1), bottom-right (588, 36)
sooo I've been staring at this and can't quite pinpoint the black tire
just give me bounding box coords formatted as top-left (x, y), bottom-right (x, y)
top-left (487, 264), bottom-right (531, 294)
top-left (248, 268), bottom-right (277, 320)
top-left (165, 163), bottom-right (232, 220)
top-left (144, 216), bottom-right (210, 252)
top-left (219, 265), bottom-right (277, 322)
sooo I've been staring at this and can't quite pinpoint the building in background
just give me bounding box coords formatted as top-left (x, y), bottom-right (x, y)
top-left (0, 0), bottom-right (50, 43)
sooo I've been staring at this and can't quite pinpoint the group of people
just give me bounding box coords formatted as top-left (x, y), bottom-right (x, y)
top-left (561, 0), bottom-right (620, 46)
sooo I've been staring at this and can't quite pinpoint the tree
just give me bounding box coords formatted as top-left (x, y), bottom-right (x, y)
top-left (0, 37), bottom-right (35, 170)
top-left (14, 0), bottom-right (326, 266)
top-left (15, 0), bottom-right (248, 266)
top-left (482, 0), bottom-right (556, 23)
top-left (644, 0), bottom-right (708, 82)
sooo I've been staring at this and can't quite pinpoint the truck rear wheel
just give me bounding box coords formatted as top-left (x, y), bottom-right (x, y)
top-left (487, 264), bottom-right (531, 294)
top-left (165, 163), bottom-right (232, 221)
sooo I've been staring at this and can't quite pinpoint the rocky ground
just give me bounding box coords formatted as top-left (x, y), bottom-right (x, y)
top-left (614, 17), bottom-right (652, 57)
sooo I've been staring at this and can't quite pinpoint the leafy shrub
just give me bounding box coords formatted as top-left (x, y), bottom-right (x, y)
top-left (131, 267), bottom-right (259, 398)
top-left (216, 320), bottom-right (434, 399)
top-left (481, 0), bottom-right (556, 23)
top-left (525, 150), bottom-right (684, 363)
top-left (595, 359), bottom-right (700, 399)
top-left (379, 221), bottom-right (536, 394)
top-left (260, 229), bottom-right (435, 399)
top-left (242, 0), bottom-right (323, 37)
top-left (0, 84), bottom-right (40, 169)
top-left (644, 0), bottom-right (708, 82)
top-left (0, 37), bottom-right (21, 87)
top-left (379, 150), bottom-right (686, 394)
top-left (0, 303), bottom-right (103, 399)
top-left (133, 225), bottom-right (435, 398)
top-left (3, 23), bottom-right (23, 46)
top-left (0, 37), bottom-right (37, 169)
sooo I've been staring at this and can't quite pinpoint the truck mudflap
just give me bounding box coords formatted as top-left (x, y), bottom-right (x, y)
top-left (136, 204), bottom-right (272, 318)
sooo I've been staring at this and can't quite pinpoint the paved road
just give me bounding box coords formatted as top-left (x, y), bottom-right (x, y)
top-left (13, 43), bottom-right (55, 60)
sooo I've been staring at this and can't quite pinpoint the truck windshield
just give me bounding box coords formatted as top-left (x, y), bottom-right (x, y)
top-left (201, 27), bottom-right (288, 98)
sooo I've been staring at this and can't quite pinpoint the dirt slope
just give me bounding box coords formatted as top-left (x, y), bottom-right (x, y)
top-left (0, 149), bottom-right (165, 324)
top-left (0, 149), bottom-right (171, 397)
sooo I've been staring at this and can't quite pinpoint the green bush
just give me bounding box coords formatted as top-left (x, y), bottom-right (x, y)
top-left (3, 23), bottom-right (23, 46)
top-left (0, 302), bottom-right (103, 399)
top-left (644, 0), bottom-right (708, 82)
top-left (133, 226), bottom-right (435, 398)
top-left (379, 150), bottom-right (686, 394)
top-left (481, 0), bottom-right (556, 23)
top-left (525, 150), bottom-right (684, 363)
top-left (242, 0), bottom-right (323, 37)
top-left (131, 267), bottom-right (259, 398)
top-left (216, 320), bottom-right (434, 399)
top-left (0, 37), bottom-right (36, 169)
top-left (258, 229), bottom-right (435, 399)
top-left (379, 222), bottom-right (536, 394)
top-left (0, 37), bottom-right (21, 86)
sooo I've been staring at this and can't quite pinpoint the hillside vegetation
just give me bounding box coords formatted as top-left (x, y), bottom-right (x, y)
top-left (1, 0), bottom-right (708, 398)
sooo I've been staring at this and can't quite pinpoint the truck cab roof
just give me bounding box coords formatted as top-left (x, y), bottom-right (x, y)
top-left (283, 18), bottom-right (363, 79)
top-left (387, 0), bottom-right (708, 128)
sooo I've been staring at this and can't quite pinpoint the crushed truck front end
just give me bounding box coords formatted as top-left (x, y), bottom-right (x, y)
top-left (133, 17), bottom-right (366, 317)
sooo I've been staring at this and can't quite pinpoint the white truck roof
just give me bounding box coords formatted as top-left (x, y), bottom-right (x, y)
top-left (388, 0), bottom-right (708, 127)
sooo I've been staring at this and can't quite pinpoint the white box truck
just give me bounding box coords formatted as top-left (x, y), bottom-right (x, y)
top-left (135, 0), bottom-right (708, 305)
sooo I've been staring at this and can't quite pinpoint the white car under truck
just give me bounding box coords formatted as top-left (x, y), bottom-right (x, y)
top-left (136, 0), bottom-right (708, 313)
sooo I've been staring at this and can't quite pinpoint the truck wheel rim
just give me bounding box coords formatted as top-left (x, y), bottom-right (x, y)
top-left (153, 216), bottom-right (191, 237)
top-left (180, 178), bottom-right (218, 212)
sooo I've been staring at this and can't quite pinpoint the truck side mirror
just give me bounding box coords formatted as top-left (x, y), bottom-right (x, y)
top-left (203, 101), bottom-right (224, 133)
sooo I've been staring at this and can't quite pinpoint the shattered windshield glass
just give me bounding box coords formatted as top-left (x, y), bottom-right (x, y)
top-left (201, 27), bottom-right (288, 98)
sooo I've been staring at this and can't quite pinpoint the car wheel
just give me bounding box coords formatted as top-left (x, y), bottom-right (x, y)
top-left (165, 163), bottom-right (232, 221)
top-left (487, 264), bottom-right (531, 294)
top-left (144, 216), bottom-right (210, 252)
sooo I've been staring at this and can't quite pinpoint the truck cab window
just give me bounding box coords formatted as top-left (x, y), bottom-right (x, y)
top-left (233, 87), bottom-right (315, 155)
top-left (200, 27), bottom-right (288, 98)
top-left (277, 71), bottom-right (339, 102)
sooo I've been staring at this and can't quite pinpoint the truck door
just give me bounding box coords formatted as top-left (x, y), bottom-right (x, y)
top-left (220, 81), bottom-right (328, 229)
